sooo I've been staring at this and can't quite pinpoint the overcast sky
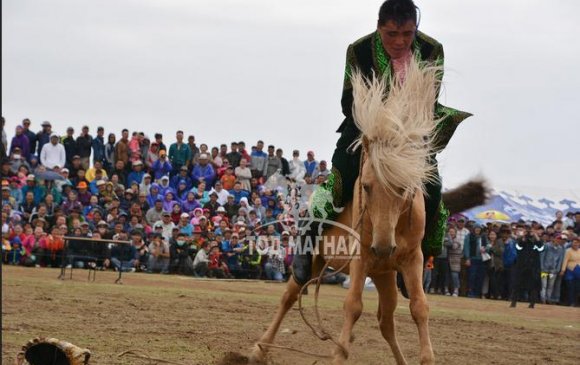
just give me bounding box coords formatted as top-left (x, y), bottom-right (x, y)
top-left (2, 0), bottom-right (578, 190)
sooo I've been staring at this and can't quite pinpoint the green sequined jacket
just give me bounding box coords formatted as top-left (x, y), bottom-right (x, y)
top-left (337, 31), bottom-right (472, 153)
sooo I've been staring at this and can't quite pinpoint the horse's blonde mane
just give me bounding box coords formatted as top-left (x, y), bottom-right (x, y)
top-left (350, 58), bottom-right (441, 200)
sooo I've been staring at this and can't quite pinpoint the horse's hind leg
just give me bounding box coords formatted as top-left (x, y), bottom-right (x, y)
top-left (250, 277), bottom-right (301, 364)
top-left (372, 271), bottom-right (407, 365)
top-left (401, 250), bottom-right (434, 365)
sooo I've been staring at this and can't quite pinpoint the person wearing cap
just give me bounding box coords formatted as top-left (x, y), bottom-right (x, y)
top-left (177, 212), bottom-right (193, 236)
top-left (39, 133), bottom-right (66, 170)
top-left (262, 145), bottom-right (281, 180)
top-left (170, 165), bottom-right (191, 191)
top-left (1, 182), bottom-right (17, 210)
top-left (10, 125), bottom-right (31, 160)
top-left (250, 140), bottom-right (267, 178)
top-left (8, 146), bottom-right (31, 175)
top-left (36, 121), bottom-right (52, 156)
top-left (192, 153), bottom-right (216, 189)
top-left (126, 160), bottom-right (145, 187)
top-left (159, 211), bottom-right (176, 240)
top-left (21, 175), bottom-right (45, 206)
top-left (168, 130), bottom-right (191, 175)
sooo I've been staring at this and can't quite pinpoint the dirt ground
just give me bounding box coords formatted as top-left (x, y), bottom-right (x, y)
top-left (2, 266), bottom-right (579, 365)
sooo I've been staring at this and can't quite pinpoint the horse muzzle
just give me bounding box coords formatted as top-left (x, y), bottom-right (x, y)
top-left (371, 242), bottom-right (397, 258)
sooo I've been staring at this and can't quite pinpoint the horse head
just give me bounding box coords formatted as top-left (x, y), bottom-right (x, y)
top-left (350, 58), bottom-right (440, 258)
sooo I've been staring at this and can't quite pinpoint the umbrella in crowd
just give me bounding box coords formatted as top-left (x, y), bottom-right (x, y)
top-left (475, 210), bottom-right (511, 221)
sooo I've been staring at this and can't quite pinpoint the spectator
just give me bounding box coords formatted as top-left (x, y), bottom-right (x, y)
top-left (40, 225), bottom-right (65, 267)
top-left (541, 233), bottom-right (565, 304)
top-left (10, 125), bottom-right (30, 160)
top-left (8, 147), bottom-right (30, 175)
top-left (91, 126), bottom-right (106, 166)
top-left (170, 231), bottom-right (194, 275)
top-left (21, 119), bottom-right (37, 159)
top-left (510, 226), bottom-right (543, 308)
top-left (192, 153), bottom-right (216, 189)
top-left (559, 236), bottom-right (580, 307)
top-left (487, 230), bottom-right (505, 300)
top-left (39, 134), bottom-right (66, 170)
top-left (36, 121), bottom-right (52, 157)
top-left (432, 236), bottom-right (450, 295)
top-left (147, 232), bottom-right (170, 274)
top-left (464, 225), bottom-right (488, 298)
top-left (303, 150), bottom-right (318, 178)
top-left (114, 129), bottom-right (130, 166)
top-left (229, 181), bottom-right (249, 205)
top-left (104, 133), bottom-right (116, 172)
top-left (169, 131), bottom-right (191, 174)
top-left (234, 158), bottom-right (252, 191)
top-left (423, 256), bottom-right (434, 293)
top-left (250, 140), bottom-right (267, 178)
top-left (110, 232), bottom-right (137, 272)
top-left (226, 142), bottom-right (242, 169)
top-left (262, 238), bottom-right (286, 281)
top-left (61, 127), bottom-right (78, 169)
top-left (312, 160), bottom-right (331, 181)
top-left (263, 145), bottom-right (281, 180)
top-left (76, 125), bottom-right (93, 170)
top-left (22, 226), bottom-right (45, 267)
top-left (288, 150), bottom-right (306, 182)
top-left (445, 227), bottom-right (462, 297)
top-left (127, 160), bottom-right (145, 187)
top-left (170, 165), bottom-right (192, 192)
top-left (276, 148), bottom-right (290, 176)
top-left (210, 181), bottom-right (229, 206)
top-left (85, 161), bottom-right (108, 183)
top-left (159, 211), bottom-right (175, 240)
top-left (193, 242), bottom-right (211, 277)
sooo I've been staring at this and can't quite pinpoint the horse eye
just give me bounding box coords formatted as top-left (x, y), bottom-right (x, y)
top-left (362, 184), bottom-right (371, 193)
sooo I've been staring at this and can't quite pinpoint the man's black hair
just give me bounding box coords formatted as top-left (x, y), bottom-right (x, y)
top-left (154, 133), bottom-right (162, 139)
top-left (378, 0), bottom-right (418, 27)
top-left (122, 128), bottom-right (129, 133)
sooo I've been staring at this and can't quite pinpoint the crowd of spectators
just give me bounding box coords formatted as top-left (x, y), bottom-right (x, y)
top-left (1, 118), bottom-right (331, 282)
top-left (1, 117), bottom-right (579, 307)
top-left (424, 213), bottom-right (580, 307)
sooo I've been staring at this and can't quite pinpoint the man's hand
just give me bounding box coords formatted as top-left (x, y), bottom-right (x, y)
top-left (465, 259), bottom-right (471, 267)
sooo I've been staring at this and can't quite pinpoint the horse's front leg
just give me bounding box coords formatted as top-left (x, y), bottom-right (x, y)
top-left (250, 277), bottom-right (301, 364)
top-left (332, 258), bottom-right (366, 365)
top-left (401, 249), bottom-right (434, 365)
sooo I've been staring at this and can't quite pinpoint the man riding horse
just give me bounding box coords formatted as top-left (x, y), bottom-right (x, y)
top-left (293, 0), bottom-right (473, 286)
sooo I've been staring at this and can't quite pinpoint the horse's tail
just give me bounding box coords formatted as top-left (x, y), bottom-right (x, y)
top-left (442, 178), bottom-right (490, 215)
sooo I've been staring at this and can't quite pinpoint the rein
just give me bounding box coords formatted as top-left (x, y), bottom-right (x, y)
top-left (295, 148), bottom-right (367, 358)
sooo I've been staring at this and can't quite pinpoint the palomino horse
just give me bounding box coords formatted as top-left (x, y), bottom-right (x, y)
top-left (252, 58), bottom-right (460, 365)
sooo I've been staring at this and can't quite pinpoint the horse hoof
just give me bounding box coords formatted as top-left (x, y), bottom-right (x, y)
top-left (249, 344), bottom-right (267, 365)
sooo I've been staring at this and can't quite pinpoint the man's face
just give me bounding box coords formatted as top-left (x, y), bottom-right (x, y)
top-left (257, 141), bottom-right (264, 151)
top-left (268, 147), bottom-right (274, 156)
top-left (176, 132), bottom-right (183, 142)
top-left (231, 144), bottom-right (238, 152)
top-left (82, 127), bottom-right (89, 135)
top-left (23, 120), bottom-right (31, 130)
top-left (122, 130), bottom-right (129, 139)
top-left (377, 20), bottom-right (416, 59)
